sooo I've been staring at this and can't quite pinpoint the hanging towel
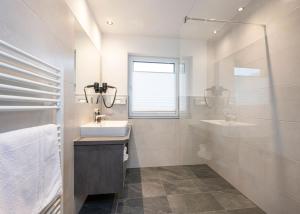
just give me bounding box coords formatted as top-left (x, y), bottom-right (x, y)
top-left (0, 124), bottom-right (62, 214)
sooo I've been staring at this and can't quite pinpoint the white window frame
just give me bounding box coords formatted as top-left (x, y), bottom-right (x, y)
top-left (128, 55), bottom-right (179, 118)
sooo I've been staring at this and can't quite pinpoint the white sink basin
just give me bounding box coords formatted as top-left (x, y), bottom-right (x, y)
top-left (80, 120), bottom-right (129, 137)
top-left (200, 120), bottom-right (255, 127)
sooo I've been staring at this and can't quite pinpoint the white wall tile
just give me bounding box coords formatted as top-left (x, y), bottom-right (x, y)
top-left (206, 0), bottom-right (300, 212)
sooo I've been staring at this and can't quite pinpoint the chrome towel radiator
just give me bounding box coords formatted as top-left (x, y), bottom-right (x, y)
top-left (0, 39), bottom-right (64, 213)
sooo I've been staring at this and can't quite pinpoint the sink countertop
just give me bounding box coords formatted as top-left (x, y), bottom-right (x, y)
top-left (199, 120), bottom-right (255, 127)
top-left (80, 120), bottom-right (129, 128)
top-left (74, 126), bottom-right (131, 146)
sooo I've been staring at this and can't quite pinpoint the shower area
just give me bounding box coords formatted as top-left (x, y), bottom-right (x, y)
top-left (179, 1), bottom-right (300, 213)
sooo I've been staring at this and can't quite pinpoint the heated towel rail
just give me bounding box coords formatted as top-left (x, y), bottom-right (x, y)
top-left (0, 39), bottom-right (64, 213)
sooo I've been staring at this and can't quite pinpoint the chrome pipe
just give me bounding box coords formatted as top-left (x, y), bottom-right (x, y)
top-left (0, 106), bottom-right (59, 111)
top-left (0, 95), bottom-right (59, 102)
top-left (184, 16), bottom-right (266, 27)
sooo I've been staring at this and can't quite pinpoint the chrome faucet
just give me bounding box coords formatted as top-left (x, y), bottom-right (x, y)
top-left (223, 108), bottom-right (237, 121)
top-left (94, 108), bottom-right (105, 123)
top-left (224, 112), bottom-right (237, 121)
top-left (94, 108), bottom-right (101, 122)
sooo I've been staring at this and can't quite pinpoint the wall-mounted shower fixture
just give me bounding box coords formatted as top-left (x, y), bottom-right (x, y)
top-left (205, 86), bottom-right (229, 96)
top-left (184, 16), bottom-right (266, 27)
top-left (204, 86), bottom-right (231, 108)
top-left (238, 7), bottom-right (245, 12)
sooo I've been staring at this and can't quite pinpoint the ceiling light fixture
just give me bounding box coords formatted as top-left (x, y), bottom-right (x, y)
top-left (238, 7), bottom-right (244, 12)
top-left (213, 30), bottom-right (217, 34)
top-left (106, 20), bottom-right (114, 25)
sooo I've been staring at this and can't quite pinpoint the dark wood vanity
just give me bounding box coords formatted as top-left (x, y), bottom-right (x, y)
top-left (74, 127), bottom-right (130, 196)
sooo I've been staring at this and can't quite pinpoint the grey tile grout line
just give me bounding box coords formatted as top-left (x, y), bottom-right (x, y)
top-left (105, 165), bottom-right (263, 213)
top-left (114, 188), bottom-right (261, 213)
top-left (208, 190), bottom-right (259, 212)
top-left (158, 171), bottom-right (170, 210)
top-left (113, 193), bottom-right (119, 214)
top-left (123, 173), bottom-right (236, 198)
top-left (114, 201), bottom-right (118, 214)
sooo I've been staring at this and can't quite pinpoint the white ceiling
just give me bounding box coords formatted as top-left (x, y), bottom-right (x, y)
top-left (87, 0), bottom-right (252, 39)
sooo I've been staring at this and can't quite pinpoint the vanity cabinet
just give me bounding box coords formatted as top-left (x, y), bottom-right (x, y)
top-left (74, 128), bottom-right (130, 196)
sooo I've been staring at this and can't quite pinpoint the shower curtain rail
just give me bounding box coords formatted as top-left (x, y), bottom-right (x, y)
top-left (184, 16), bottom-right (266, 27)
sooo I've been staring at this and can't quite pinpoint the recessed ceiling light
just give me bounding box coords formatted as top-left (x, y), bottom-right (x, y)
top-left (238, 7), bottom-right (244, 12)
top-left (106, 20), bottom-right (114, 25)
top-left (213, 30), bottom-right (217, 34)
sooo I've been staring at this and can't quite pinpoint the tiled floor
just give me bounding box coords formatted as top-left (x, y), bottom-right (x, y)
top-left (79, 165), bottom-right (265, 214)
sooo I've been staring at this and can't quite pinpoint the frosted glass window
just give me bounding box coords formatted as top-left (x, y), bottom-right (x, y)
top-left (129, 56), bottom-right (179, 118)
top-left (234, 67), bottom-right (261, 77)
top-left (134, 62), bottom-right (174, 73)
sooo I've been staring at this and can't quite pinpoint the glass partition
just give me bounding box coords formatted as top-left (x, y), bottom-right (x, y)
top-left (179, 10), bottom-right (270, 204)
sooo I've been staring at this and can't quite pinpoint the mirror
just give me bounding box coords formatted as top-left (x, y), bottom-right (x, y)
top-left (74, 21), bottom-right (101, 104)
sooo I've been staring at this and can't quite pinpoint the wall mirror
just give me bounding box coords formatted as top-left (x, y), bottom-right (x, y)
top-left (74, 20), bottom-right (101, 104)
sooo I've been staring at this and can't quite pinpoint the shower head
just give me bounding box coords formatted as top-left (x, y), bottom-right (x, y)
top-left (184, 16), bottom-right (189, 23)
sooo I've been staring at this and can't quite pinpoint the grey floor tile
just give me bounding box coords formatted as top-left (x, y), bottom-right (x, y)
top-left (163, 179), bottom-right (202, 195)
top-left (127, 168), bottom-right (142, 174)
top-left (159, 166), bottom-right (197, 182)
top-left (188, 165), bottom-right (221, 179)
top-left (116, 196), bottom-right (172, 214)
top-left (199, 211), bottom-right (229, 214)
top-left (227, 207), bottom-right (265, 214)
top-left (175, 211), bottom-right (228, 214)
top-left (211, 190), bottom-right (256, 210)
top-left (79, 194), bottom-right (116, 214)
top-left (119, 181), bottom-right (166, 199)
top-left (194, 178), bottom-right (235, 192)
top-left (125, 168), bottom-right (142, 184)
top-left (118, 183), bottom-right (143, 199)
top-left (141, 181), bottom-right (166, 198)
top-left (126, 167), bottom-right (161, 184)
top-left (81, 166), bottom-right (264, 214)
top-left (167, 193), bottom-right (224, 214)
top-left (186, 165), bottom-right (212, 170)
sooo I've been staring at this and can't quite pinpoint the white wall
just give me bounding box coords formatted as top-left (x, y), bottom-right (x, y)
top-left (65, 0), bottom-right (102, 51)
top-left (101, 34), bottom-right (209, 167)
top-left (0, 1), bottom-right (101, 213)
top-left (102, 34), bottom-right (207, 96)
top-left (180, 39), bottom-right (207, 96)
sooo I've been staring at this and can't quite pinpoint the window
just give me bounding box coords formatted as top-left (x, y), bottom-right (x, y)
top-left (234, 67), bottom-right (261, 77)
top-left (128, 55), bottom-right (179, 118)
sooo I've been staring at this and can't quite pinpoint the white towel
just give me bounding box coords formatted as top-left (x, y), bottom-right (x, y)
top-left (123, 147), bottom-right (128, 162)
top-left (0, 124), bottom-right (62, 214)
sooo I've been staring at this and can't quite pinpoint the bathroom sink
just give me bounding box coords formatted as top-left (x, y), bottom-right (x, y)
top-left (200, 120), bottom-right (255, 127)
top-left (80, 120), bottom-right (129, 137)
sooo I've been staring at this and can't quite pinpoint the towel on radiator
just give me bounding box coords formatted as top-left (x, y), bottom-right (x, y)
top-left (0, 124), bottom-right (62, 214)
